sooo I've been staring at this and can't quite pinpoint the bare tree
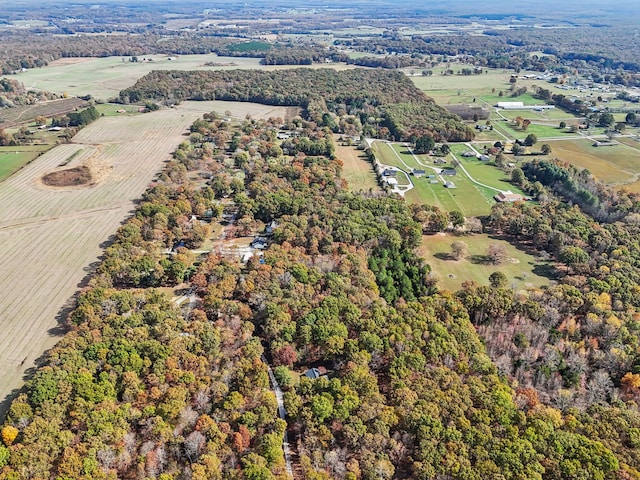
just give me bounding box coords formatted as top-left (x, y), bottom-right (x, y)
top-left (193, 388), bottom-right (211, 412)
top-left (487, 243), bottom-right (507, 264)
top-left (97, 447), bottom-right (116, 473)
top-left (586, 370), bottom-right (613, 405)
top-left (465, 217), bottom-right (483, 233)
top-left (184, 430), bottom-right (206, 462)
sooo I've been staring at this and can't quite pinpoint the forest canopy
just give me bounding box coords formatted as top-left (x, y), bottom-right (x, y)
top-left (118, 69), bottom-right (473, 142)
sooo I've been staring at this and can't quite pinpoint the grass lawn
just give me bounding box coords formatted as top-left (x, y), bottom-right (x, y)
top-left (448, 144), bottom-right (527, 195)
top-left (0, 144), bottom-right (51, 181)
top-left (371, 141), bottom-right (498, 216)
top-left (419, 233), bottom-right (556, 292)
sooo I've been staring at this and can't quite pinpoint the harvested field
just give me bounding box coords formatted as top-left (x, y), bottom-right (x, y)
top-left (550, 138), bottom-right (640, 186)
top-left (0, 103), bottom-right (215, 416)
top-left (0, 97), bottom-right (88, 129)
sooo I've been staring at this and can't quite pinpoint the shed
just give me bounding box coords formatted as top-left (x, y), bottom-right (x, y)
top-left (304, 368), bottom-right (321, 379)
top-left (494, 191), bottom-right (525, 202)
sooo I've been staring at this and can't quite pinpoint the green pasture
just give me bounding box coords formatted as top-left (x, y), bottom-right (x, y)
top-left (419, 233), bottom-right (555, 292)
top-left (498, 121), bottom-right (573, 139)
top-left (93, 103), bottom-right (142, 116)
top-left (0, 145), bottom-right (50, 181)
top-left (471, 128), bottom-right (505, 142)
top-left (496, 108), bottom-right (581, 122)
top-left (411, 70), bottom-right (516, 94)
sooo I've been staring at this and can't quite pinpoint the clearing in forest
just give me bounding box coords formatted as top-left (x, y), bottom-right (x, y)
top-left (333, 138), bottom-right (381, 193)
top-left (0, 103), bottom-right (219, 416)
top-left (419, 233), bottom-right (555, 292)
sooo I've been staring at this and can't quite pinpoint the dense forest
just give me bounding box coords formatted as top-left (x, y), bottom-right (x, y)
top-left (118, 69), bottom-right (474, 142)
top-left (2, 108), bottom-right (640, 478)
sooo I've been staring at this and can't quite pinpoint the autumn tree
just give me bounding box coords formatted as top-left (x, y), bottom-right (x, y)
top-left (1, 425), bottom-right (18, 446)
top-left (451, 240), bottom-right (468, 260)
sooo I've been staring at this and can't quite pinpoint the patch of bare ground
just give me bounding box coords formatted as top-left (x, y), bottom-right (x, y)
top-left (47, 57), bottom-right (97, 66)
top-left (41, 165), bottom-right (93, 187)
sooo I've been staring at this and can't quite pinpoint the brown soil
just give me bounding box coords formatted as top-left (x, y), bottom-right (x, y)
top-left (42, 165), bottom-right (93, 187)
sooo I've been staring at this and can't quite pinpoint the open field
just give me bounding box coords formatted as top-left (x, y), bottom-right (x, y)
top-left (181, 100), bottom-right (299, 121)
top-left (333, 139), bottom-right (381, 193)
top-left (93, 103), bottom-right (143, 116)
top-left (419, 233), bottom-right (555, 292)
top-left (7, 55), bottom-right (359, 100)
top-left (0, 102), bottom-right (219, 416)
top-left (550, 138), bottom-right (640, 185)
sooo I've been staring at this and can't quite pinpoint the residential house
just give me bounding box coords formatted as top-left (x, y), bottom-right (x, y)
top-left (251, 237), bottom-right (268, 250)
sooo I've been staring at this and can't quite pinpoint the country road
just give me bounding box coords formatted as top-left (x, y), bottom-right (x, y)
top-left (263, 357), bottom-right (295, 479)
